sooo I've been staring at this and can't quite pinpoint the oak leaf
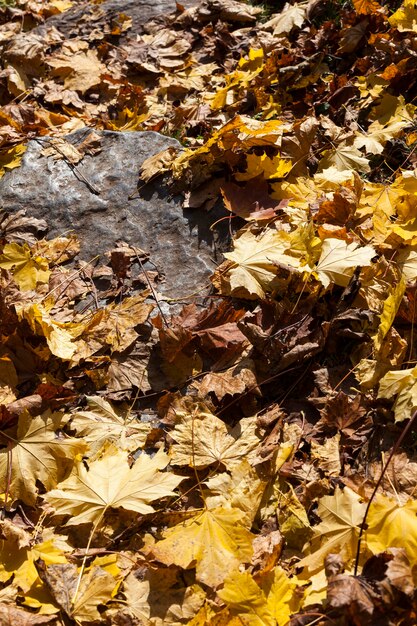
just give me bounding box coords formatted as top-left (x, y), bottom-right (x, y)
top-left (152, 506), bottom-right (254, 588)
top-left (45, 446), bottom-right (183, 526)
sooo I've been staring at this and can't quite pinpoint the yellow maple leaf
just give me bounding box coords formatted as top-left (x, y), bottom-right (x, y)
top-left (0, 242), bottom-right (50, 291)
top-left (318, 143), bottom-right (370, 173)
top-left (205, 460), bottom-right (267, 526)
top-left (365, 495), bottom-right (417, 565)
top-left (170, 409), bottom-right (261, 470)
top-left (373, 276), bottom-right (406, 351)
top-left (211, 48), bottom-right (264, 111)
top-left (0, 144), bottom-right (26, 178)
top-left (216, 226), bottom-right (316, 299)
top-left (45, 446), bottom-right (184, 526)
top-left (152, 506), bottom-right (254, 588)
top-left (298, 486), bottom-right (366, 573)
top-left (218, 567), bottom-right (301, 626)
top-left (0, 411), bottom-right (86, 506)
top-left (389, 0), bottom-right (417, 31)
top-left (235, 153), bottom-right (292, 181)
top-left (16, 302), bottom-right (77, 360)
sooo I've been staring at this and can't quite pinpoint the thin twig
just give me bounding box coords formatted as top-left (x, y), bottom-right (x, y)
top-left (354, 410), bottom-right (417, 574)
top-left (135, 252), bottom-right (169, 327)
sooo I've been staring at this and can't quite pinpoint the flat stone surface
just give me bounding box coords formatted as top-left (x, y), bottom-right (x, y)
top-left (0, 129), bottom-right (226, 298)
top-left (43, 0), bottom-right (197, 37)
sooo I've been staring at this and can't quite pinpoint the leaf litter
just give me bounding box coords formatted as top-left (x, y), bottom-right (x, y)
top-left (1, 0), bottom-right (417, 624)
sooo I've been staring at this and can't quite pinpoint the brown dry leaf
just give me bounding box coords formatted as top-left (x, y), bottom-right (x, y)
top-left (46, 40), bottom-right (105, 94)
top-left (0, 604), bottom-right (56, 625)
top-left (193, 358), bottom-right (259, 402)
top-left (37, 561), bottom-right (116, 623)
top-left (114, 566), bottom-right (205, 626)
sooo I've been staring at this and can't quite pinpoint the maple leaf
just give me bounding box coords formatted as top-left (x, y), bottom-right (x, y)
top-left (235, 153), bottom-right (292, 181)
top-left (45, 446), bottom-right (183, 526)
top-left (263, 3), bottom-right (308, 35)
top-left (0, 242), bottom-right (50, 291)
top-left (46, 40), bottom-right (105, 94)
top-left (389, 0), bottom-right (417, 31)
top-left (312, 238), bottom-right (375, 288)
top-left (353, 0), bottom-right (383, 13)
top-left (152, 506), bottom-right (254, 588)
top-left (205, 460), bottom-right (267, 526)
top-left (299, 486), bottom-right (366, 572)
top-left (114, 567), bottom-right (206, 626)
top-left (37, 561), bottom-right (117, 623)
top-left (170, 409), bottom-right (262, 470)
top-left (70, 396), bottom-right (149, 454)
top-left (216, 226), bottom-right (315, 299)
top-left (218, 567), bottom-right (301, 626)
top-left (377, 366), bottom-right (417, 421)
top-left (0, 604), bottom-right (55, 625)
top-left (365, 495), bottom-right (417, 566)
top-left (15, 302), bottom-right (77, 361)
top-left (0, 355), bottom-right (17, 404)
top-left (0, 144), bottom-right (26, 178)
top-left (0, 410), bottom-right (85, 506)
top-left (319, 144), bottom-right (370, 173)
top-left (0, 532), bottom-right (68, 595)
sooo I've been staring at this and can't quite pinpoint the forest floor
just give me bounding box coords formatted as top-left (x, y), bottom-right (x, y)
top-left (1, 0), bottom-right (417, 625)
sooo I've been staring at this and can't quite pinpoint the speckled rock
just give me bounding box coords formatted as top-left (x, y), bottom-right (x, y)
top-left (0, 128), bottom-right (226, 298)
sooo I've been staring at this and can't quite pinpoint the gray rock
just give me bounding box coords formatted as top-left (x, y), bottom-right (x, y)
top-left (0, 129), bottom-right (227, 299)
top-left (43, 0), bottom-right (197, 38)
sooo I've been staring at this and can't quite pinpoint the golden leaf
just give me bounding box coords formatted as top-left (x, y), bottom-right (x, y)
top-left (0, 411), bottom-right (86, 506)
top-left (218, 567), bottom-right (300, 626)
top-left (365, 495), bottom-right (417, 565)
top-left (298, 486), bottom-right (366, 573)
top-left (45, 446), bottom-right (184, 526)
top-left (0, 242), bottom-right (50, 291)
top-left (152, 506), bottom-right (254, 588)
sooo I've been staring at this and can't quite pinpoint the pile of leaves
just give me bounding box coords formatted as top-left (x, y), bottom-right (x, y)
top-left (3, 0), bottom-right (417, 624)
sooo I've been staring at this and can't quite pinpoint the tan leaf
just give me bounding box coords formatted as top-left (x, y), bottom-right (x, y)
top-left (70, 396), bottom-right (149, 453)
top-left (170, 409), bottom-right (262, 470)
top-left (45, 446), bottom-right (183, 526)
top-left (0, 411), bottom-right (86, 505)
